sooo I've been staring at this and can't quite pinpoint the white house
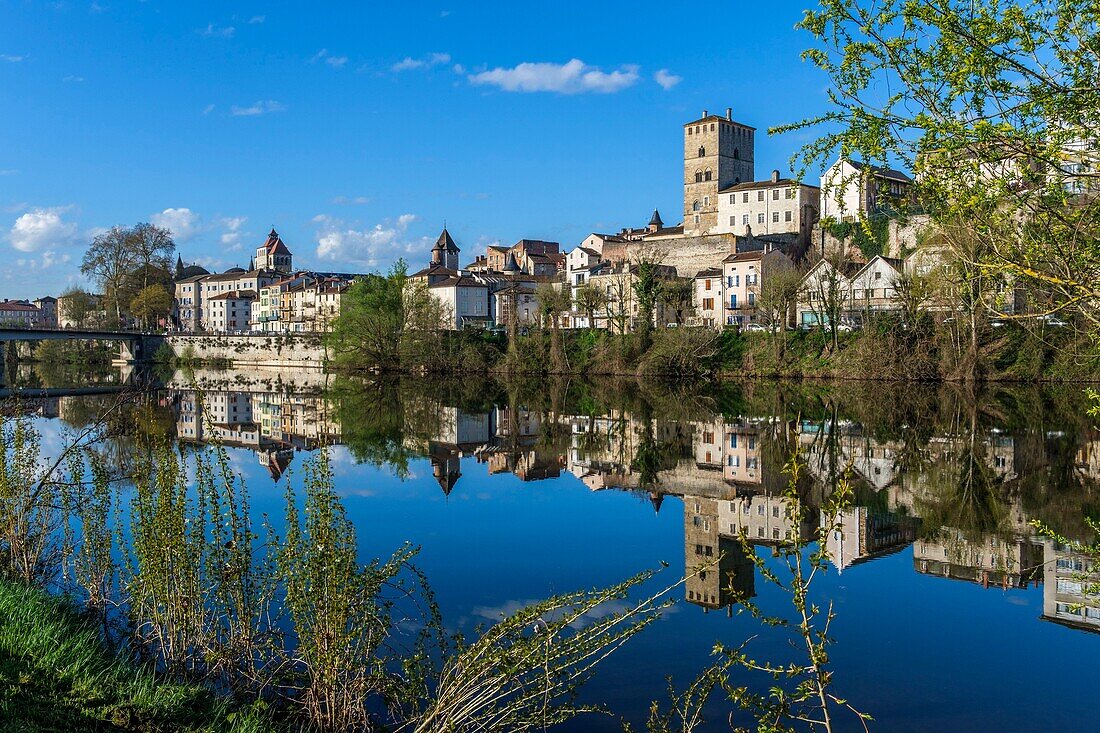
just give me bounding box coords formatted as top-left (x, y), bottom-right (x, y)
top-left (428, 275), bottom-right (491, 329)
top-left (821, 158), bottom-right (913, 221)
top-left (848, 256), bottom-right (904, 320)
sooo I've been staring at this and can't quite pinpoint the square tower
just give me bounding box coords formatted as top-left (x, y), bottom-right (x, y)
top-left (684, 108), bottom-right (755, 233)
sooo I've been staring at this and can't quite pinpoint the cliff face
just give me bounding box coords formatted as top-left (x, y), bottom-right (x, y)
top-left (601, 232), bottom-right (801, 278)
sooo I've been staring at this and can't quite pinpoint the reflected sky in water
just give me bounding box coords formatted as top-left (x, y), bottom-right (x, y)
top-left (11, 366), bottom-right (1100, 732)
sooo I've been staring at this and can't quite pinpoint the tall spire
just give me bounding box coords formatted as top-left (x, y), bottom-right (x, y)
top-left (175, 253), bottom-right (184, 277)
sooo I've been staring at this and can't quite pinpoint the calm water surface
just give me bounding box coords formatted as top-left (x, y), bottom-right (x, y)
top-left (7, 364), bottom-right (1100, 732)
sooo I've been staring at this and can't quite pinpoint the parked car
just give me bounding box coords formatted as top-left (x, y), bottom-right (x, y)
top-left (744, 323), bottom-right (767, 333)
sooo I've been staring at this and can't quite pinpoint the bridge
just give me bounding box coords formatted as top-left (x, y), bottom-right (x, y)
top-left (0, 328), bottom-right (165, 363)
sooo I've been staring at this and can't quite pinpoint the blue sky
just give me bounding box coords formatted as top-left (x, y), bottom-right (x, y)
top-left (0, 0), bottom-right (833, 299)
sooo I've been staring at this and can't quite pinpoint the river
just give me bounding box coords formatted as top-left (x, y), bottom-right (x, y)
top-left (5, 363), bottom-right (1099, 732)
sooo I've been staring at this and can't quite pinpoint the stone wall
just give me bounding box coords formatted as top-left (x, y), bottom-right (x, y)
top-left (166, 333), bottom-right (326, 368)
top-left (603, 232), bottom-right (800, 278)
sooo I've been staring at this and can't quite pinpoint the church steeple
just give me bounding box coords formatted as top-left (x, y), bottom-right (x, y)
top-left (175, 254), bottom-right (184, 278)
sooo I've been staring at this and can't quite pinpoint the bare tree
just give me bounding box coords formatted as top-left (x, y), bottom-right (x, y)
top-left (757, 264), bottom-right (802, 361)
top-left (574, 282), bottom-right (607, 328)
top-left (81, 227), bottom-right (138, 327)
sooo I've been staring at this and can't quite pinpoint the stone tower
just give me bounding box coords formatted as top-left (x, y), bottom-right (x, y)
top-left (684, 108), bottom-right (756, 233)
top-left (431, 227), bottom-right (460, 270)
top-left (255, 228), bottom-right (293, 274)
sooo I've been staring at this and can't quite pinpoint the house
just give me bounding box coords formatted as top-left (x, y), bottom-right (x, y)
top-left (721, 249), bottom-right (794, 327)
top-left (693, 268), bottom-right (723, 328)
top-left (692, 248), bottom-right (795, 328)
top-left (56, 292), bottom-right (107, 329)
top-left (493, 284), bottom-right (541, 328)
top-left (796, 258), bottom-right (863, 326)
top-left (715, 170), bottom-right (821, 244)
top-left (848, 256), bottom-right (905, 321)
top-left (821, 158), bottom-right (913, 221)
top-left (205, 290), bottom-right (256, 332)
top-left (429, 275), bottom-right (491, 329)
top-left (32, 296), bottom-right (57, 328)
top-left (587, 262), bottom-right (681, 333)
top-left (0, 300), bottom-right (40, 328)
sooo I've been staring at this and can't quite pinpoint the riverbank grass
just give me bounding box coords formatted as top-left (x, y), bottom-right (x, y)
top-left (0, 579), bottom-right (270, 732)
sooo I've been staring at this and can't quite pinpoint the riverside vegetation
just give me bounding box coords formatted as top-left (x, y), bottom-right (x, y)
top-left (324, 262), bottom-right (1100, 382)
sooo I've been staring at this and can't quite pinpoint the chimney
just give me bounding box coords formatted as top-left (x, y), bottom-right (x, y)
top-left (726, 108), bottom-right (732, 121)
top-left (702, 109), bottom-right (708, 118)
top-left (772, 170), bottom-right (780, 183)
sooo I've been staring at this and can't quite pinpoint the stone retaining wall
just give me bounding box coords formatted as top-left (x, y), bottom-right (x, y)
top-left (166, 333), bottom-right (326, 368)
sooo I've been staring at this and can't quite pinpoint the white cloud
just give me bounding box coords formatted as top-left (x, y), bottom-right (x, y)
top-left (0, 169), bottom-right (17, 176)
top-left (8, 207), bottom-right (78, 252)
top-left (219, 216), bottom-right (247, 247)
top-left (310, 49), bottom-right (348, 68)
top-left (392, 52), bottom-right (451, 72)
top-left (63, 74), bottom-right (84, 82)
top-left (202, 103), bottom-right (215, 115)
top-left (468, 59), bottom-right (639, 94)
top-left (314, 213), bottom-right (427, 268)
top-left (332, 195), bottom-right (370, 205)
top-left (654, 69), bottom-right (682, 90)
top-left (150, 207), bottom-right (202, 242)
top-left (230, 100), bottom-right (285, 116)
top-left (1, 54), bottom-right (25, 63)
top-left (440, 10), bottom-right (451, 17)
top-left (201, 23), bottom-right (235, 38)
top-left (248, 15), bottom-right (265, 24)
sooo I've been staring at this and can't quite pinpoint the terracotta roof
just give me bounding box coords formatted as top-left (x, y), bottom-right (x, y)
top-left (577, 246), bottom-right (601, 257)
top-left (0, 301), bottom-right (38, 312)
top-left (722, 251), bottom-right (765, 264)
top-left (410, 263), bottom-right (459, 278)
top-left (694, 267), bottom-right (723, 278)
top-left (261, 228), bottom-right (292, 256)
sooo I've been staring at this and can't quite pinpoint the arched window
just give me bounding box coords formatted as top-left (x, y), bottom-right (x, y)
top-left (698, 146), bottom-right (705, 157)
top-left (704, 168), bottom-right (712, 181)
top-left (692, 200), bottom-right (701, 212)
top-left (734, 148), bottom-right (740, 160)
top-left (695, 169), bottom-right (703, 183)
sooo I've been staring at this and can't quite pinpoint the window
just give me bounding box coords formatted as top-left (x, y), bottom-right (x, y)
top-left (704, 279), bottom-right (711, 290)
top-left (742, 214), bottom-right (749, 225)
top-left (702, 297), bottom-right (714, 310)
top-left (695, 170), bottom-right (703, 183)
top-left (785, 188), bottom-right (794, 199)
top-left (742, 192), bottom-right (749, 203)
top-left (704, 169), bottom-right (712, 181)
top-left (734, 148), bottom-right (740, 160)
top-left (698, 146), bottom-right (705, 157)
top-left (772, 189), bottom-right (780, 200)
top-left (772, 212), bottom-right (780, 223)
top-left (692, 200), bottom-right (701, 212)
top-left (730, 195), bottom-right (735, 204)
top-left (730, 294), bottom-right (737, 308)
top-left (729, 216), bottom-right (735, 226)
top-left (704, 196), bottom-right (710, 206)
top-left (748, 292), bottom-right (755, 305)
top-left (757, 213), bottom-right (765, 224)
top-left (727, 276), bottom-right (732, 287)
top-left (785, 210), bottom-right (793, 222)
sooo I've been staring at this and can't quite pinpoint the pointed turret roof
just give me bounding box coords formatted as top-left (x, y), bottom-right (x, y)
top-left (262, 228), bottom-right (291, 256)
top-left (503, 252), bottom-right (520, 273)
top-left (248, 256), bottom-right (255, 271)
top-left (649, 491), bottom-right (664, 514)
top-left (649, 209), bottom-right (664, 227)
top-left (433, 227), bottom-right (459, 253)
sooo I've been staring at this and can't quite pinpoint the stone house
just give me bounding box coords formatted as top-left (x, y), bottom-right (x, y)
top-left (32, 296), bottom-right (57, 328)
top-left (715, 169), bottom-right (820, 245)
top-left (693, 268), bottom-right (723, 328)
top-left (586, 262), bottom-right (681, 333)
top-left (692, 248), bottom-right (795, 328)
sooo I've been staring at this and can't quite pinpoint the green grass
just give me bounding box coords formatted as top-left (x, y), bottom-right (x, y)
top-left (0, 580), bottom-right (273, 733)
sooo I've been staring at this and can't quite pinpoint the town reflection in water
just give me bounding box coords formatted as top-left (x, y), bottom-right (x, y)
top-left (16, 367), bottom-right (1100, 637)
